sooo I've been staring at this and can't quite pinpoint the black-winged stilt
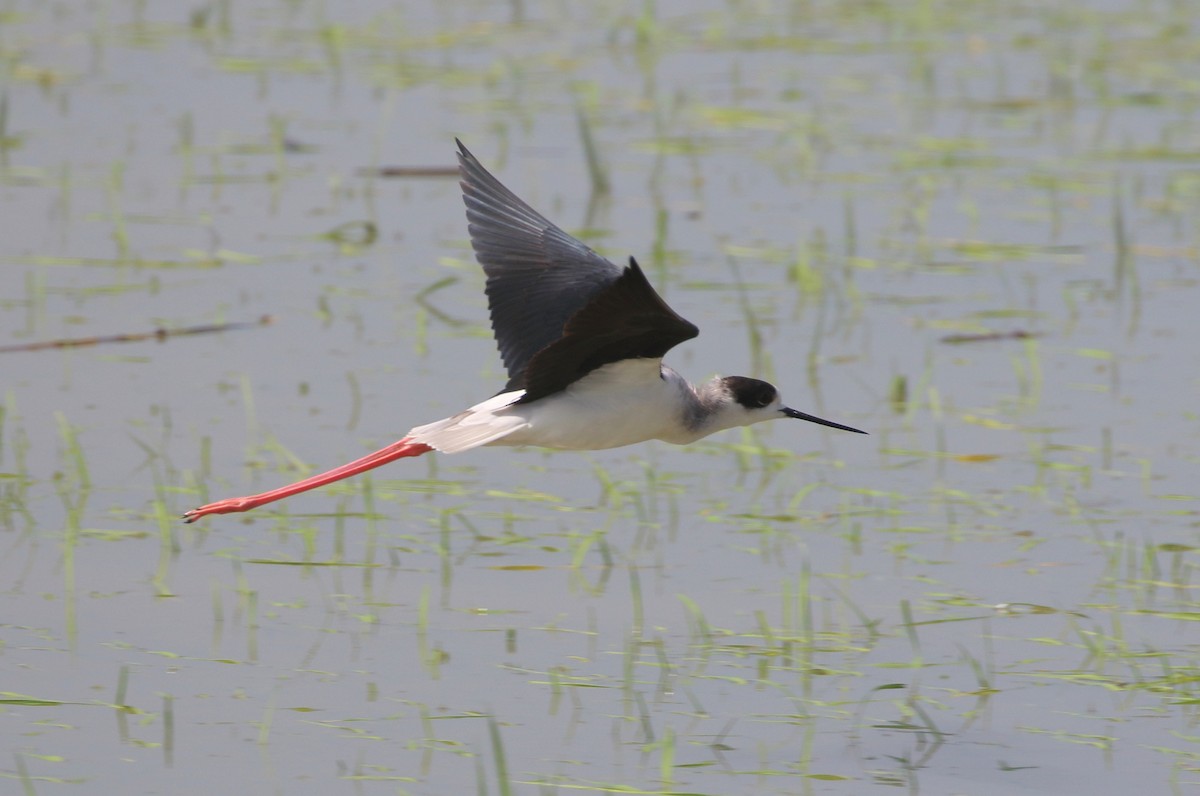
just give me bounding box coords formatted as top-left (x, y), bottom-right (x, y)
top-left (183, 141), bottom-right (865, 522)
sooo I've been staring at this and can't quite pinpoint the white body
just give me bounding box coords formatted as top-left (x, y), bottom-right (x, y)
top-left (408, 358), bottom-right (762, 454)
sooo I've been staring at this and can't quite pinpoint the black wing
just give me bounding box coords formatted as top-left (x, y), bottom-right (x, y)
top-left (457, 140), bottom-right (624, 390)
top-left (518, 256), bottom-right (699, 403)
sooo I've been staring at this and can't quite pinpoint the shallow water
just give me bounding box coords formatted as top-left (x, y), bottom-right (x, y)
top-left (2, 1), bottom-right (1199, 794)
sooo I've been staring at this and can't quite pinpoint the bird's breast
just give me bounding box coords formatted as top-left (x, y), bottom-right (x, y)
top-left (491, 359), bottom-right (701, 451)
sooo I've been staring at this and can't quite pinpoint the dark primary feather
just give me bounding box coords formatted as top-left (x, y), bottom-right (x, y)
top-left (457, 140), bottom-right (622, 389)
top-left (456, 140), bottom-right (698, 402)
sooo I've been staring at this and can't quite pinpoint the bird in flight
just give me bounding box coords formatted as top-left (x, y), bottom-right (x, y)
top-left (183, 141), bottom-right (865, 522)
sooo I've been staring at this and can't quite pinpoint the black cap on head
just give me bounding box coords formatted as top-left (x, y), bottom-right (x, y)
top-left (725, 375), bottom-right (868, 434)
top-left (723, 376), bottom-right (777, 409)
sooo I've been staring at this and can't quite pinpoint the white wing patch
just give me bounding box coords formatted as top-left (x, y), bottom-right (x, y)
top-left (407, 390), bottom-right (530, 454)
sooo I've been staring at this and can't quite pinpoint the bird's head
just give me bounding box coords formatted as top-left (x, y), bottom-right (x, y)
top-left (720, 376), bottom-right (867, 435)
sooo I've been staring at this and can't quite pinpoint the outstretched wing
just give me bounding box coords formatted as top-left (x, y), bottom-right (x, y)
top-left (457, 141), bottom-right (698, 403)
top-left (457, 140), bottom-right (624, 390)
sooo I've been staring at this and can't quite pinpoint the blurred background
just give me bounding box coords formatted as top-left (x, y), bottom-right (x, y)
top-left (1, 1), bottom-right (1198, 793)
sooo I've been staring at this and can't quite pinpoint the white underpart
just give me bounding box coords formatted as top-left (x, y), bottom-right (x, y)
top-left (497, 358), bottom-right (707, 450)
top-left (407, 358), bottom-right (773, 455)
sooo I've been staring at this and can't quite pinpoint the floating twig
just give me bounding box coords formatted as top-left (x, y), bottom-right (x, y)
top-left (940, 330), bottom-right (1041, 345)
top-left (0, 315), bottom-right (275, 354)
top-left (359, 165), bottom-right (459, 178)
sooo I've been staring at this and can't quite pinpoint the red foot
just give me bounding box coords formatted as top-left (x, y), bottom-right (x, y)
top-left (182, 497), bottom-right (259, 523)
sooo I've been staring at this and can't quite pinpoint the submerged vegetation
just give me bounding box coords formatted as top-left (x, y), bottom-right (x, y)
top-left (1, 0), bottom-right (1198, 794)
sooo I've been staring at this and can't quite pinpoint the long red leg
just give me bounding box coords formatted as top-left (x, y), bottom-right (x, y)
top-left (182, 437), bottom-right (433, 523)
